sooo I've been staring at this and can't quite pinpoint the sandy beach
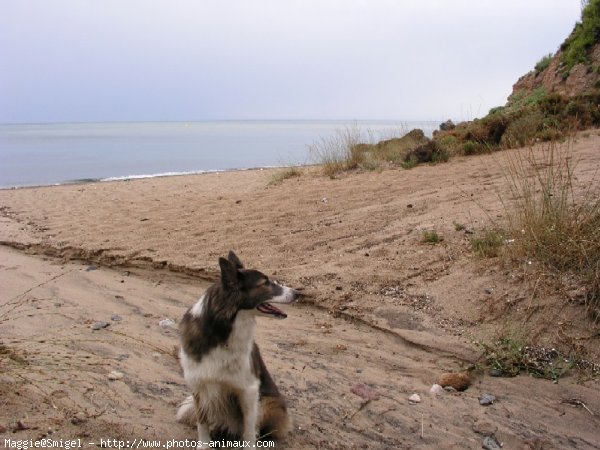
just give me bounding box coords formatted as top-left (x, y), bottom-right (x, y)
top-left (2, 133), bottom-right (600, 449)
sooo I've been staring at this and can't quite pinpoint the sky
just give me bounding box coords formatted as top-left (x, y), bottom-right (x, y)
top-left (0, 0), bottom-right (583, 123)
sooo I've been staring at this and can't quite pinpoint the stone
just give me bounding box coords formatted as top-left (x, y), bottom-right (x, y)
top-left (108, 370), bottom-right (124, 381)
top-left (159, 318), bottom-right (177, 328)
top-left (429, 384), bottom-right (445, 396)
top-left (437, 372), bottom-right (471, 391)
top-left (408, 393), bottom-right (422, 404)
top-left (479, 393), bottom-right (496, 406)
top-left (91, 321), bottom-right (109, 330)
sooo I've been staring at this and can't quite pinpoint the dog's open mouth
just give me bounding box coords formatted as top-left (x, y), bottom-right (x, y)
top-left (256, 302), bottom-right (287, 319)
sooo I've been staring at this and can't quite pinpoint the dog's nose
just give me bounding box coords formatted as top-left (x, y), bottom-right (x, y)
top-left (292, 289), bottom-right (301, 301)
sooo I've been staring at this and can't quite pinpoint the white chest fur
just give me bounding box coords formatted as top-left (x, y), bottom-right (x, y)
top-left (180, 299), bottom-right (259, 391)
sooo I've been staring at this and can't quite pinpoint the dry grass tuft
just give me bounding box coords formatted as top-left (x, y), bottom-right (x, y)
top-left (502, 140), bottom-right (600, 317)
top-left (308, 125), bottom-right (365, 178)
top-left (268, 166), bottom-right (302, 186)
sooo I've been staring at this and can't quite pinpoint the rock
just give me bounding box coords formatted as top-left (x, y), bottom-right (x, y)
top-left (13, 420), bottom-right (29, 431)
top-left (479, 393), bottom-right (496, 406)
top-left (472, 420), bottom-right (497, 437)
top-left (111, 315), bottom-right (122, 322)
top-left (482, 435), bottom-right (501, 450)
top-left (489, 369), bottom-right (503, 377)
top-left (85, 264), bottom-right (97, 272)
top-left (437, 372), bottom-right (471, 391)
top-left (0, 424), bottom-right (6, 433)
top-left (108, 370), bottom-right (124, 381)
top-left (408, 393), bottom-right (422, 404)
top-left (429, 384), bottom-right (445, 396)
top-left (91, 321), bottom-right (109, 330)
top-left (70, 412), bottom-right (88, 425)
top-left (351, 383), bottom-right (380, 401)
top-left (159, 318), bottom-right (177, 328)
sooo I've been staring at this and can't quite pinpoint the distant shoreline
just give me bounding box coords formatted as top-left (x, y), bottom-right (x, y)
top-left (0, 164), bottom-right (296, 191)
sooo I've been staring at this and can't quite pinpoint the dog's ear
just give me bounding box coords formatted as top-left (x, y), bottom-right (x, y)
top-left (227, 251), bottom-right (244, 269)
top-left (219, 257), bottom-right (240, 290)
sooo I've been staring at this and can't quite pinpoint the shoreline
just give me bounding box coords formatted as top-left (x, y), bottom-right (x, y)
top-left (0, 164), bottom-right (304, 191)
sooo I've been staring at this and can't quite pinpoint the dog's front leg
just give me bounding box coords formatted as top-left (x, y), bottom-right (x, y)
top-left (193, 394), bottom-right (211, 448)
top-left (239, 384), bottom-right (259, 445)
top-left (196, 422), bottom-right (210, 448)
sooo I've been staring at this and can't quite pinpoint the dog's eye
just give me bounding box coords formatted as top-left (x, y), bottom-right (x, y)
top-left (261, 278), bottom-right (270, 286)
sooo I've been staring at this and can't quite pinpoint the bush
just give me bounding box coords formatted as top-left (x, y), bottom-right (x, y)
top-left (560, 0), bottom-right (600, 74)
top-left (463, 140), bottom-right (479, 155)
top-left (534, 53), bottom-right (554, 75)
top-left (471, 231), bottom-right (504, 257)
top-left (422, 230), bottom-right (441, 244)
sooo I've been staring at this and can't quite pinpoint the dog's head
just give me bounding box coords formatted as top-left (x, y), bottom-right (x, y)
top-left (219, 251), bottom-right (299, 319)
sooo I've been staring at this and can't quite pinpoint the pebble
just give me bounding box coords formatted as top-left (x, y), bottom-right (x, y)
top-left (472, 420), bottom-right (497, 437)
top-left (429, 384), bottom-right (445, 396)
top-left (91, 321), bottom-right (109, 330)
top-left (479, 393), bottom-right (496, 406)
top-left (111, 315), bottom-right (122, 322)
top-left (437, 372), bottom-right (471, 391)
top-left (85, 264), bottom-right (98, 272)
top-left (489, 369), bottom-right (503, 377)
top-left (159, 318), bottom-right (177, 328)
top-left (408, 393), bottom-right (422, 404)
top-left (70, 413), bottom-right (88, 425)
top-left (108, 370), bottom-right (124, 381)
top-left (482, 435), bottom-right (501, 450)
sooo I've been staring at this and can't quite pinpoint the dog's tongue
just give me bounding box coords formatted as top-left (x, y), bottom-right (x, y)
top-left (257, 302), bottom-right (287, 319)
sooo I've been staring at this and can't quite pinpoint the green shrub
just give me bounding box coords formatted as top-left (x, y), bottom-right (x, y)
top-left (463, 140), bottom-right (479, 155)
top-left (534, 53), bottom-right (553, 75)
top-left (422, 230), bottom-right (441, 244)
top-left (560, 0), bottom-right (600, 74)
top-left (401, 155), bottom-right (419, 170)
top-left (471, 231), bottom-right (504, 257)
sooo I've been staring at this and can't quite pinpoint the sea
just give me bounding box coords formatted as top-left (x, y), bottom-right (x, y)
top-left (0, 120), bottom-right (439, 189)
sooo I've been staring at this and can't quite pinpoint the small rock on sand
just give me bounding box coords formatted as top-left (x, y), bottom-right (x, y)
top-left (437, 372), bottom-right (471, 391)
top-left (91, 321), bottom-right (109, 330)
top-left (429, 384), bottom-right (445, 396)
top-left (408, 393), bottom-right (421, 404)
top-left (350, 383), bottom-right (380, 401)
top-left (482, 435), bottom-right (501, 449)
top-left (108, 370), bottom-right (124, 380)
top-left (159, 318), bottom-right (177, 328)
top-left (479, 393), bottom-right (496, 406)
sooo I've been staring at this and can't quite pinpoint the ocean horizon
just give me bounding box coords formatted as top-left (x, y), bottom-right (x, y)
top-left (0, 120), bottom-right (440, 189)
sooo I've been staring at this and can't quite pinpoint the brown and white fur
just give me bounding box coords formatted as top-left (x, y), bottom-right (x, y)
top-left (177, 251), bottom-right (299, 445)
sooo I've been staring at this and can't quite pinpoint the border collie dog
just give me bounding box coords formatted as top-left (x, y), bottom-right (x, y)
top-left (177, 251), bottom-right (299, 445)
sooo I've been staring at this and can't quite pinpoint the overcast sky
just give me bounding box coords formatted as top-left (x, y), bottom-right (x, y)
top-left (0, 0), bottom-right (582, 123)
